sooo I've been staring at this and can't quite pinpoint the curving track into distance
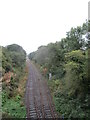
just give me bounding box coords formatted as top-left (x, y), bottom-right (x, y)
top-left (25, 59), bottom-right (59, 119)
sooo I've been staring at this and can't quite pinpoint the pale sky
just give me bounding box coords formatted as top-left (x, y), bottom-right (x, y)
top-left (0, 0), bottom-right (89, 54)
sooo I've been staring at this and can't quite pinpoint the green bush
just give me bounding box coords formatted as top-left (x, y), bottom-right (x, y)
top-left (47, 50), bottom-right (89, 118)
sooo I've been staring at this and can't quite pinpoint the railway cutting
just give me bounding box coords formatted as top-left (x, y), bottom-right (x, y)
top-left (25, 59), bottom-right (59, 119)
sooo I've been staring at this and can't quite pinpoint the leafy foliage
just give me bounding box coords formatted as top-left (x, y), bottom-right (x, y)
top-left (2, 90), bottom-right (26, 118)
top-left (2, 47), bottom-right (12, 73)
top-left (64, 50), bottom-right (88, 98)
top-left (2, 44), bottom-right (27, 118)
top-left (28, 21), bottom-right (89, 118)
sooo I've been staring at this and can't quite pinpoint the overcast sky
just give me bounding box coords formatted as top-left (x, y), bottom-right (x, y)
top-left (0, 0), bottom-right (89, 54)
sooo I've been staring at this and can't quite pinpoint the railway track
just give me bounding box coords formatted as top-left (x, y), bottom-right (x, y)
top-left (25, 60), bottom-right (59, 119)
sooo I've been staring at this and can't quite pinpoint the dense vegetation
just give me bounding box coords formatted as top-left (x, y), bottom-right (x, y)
top-left (28, 21), bottom-right (90, 118)
top-left (1, 44), bottom-right (27, 118)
